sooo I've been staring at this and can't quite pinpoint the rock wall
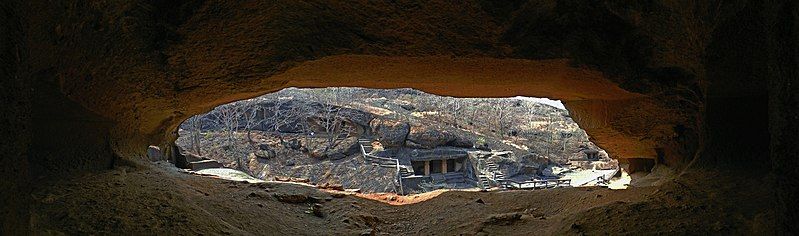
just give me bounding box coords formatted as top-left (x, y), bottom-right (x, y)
top-left (0, 1), bottom-right (30, 234)
top-left (764, 0), bottom-right (798, 232)
top-left (0, 0), bottom-right (794, 233)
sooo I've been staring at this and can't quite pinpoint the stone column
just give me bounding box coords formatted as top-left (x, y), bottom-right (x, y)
top-left (424, 161), bottom-right (430, 176)
top-left (442, 159), bottom-right (448, 174)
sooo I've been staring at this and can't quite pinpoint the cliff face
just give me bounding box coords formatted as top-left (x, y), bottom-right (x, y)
top-left (1, 0), bottom-right (795, 234)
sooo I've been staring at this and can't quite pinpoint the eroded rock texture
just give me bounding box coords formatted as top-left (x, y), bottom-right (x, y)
top-left (1, 0), bottom-right (795, 233)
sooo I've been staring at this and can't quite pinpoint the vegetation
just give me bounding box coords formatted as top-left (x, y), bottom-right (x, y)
top-left (176, 87), bottom-right (603, 192)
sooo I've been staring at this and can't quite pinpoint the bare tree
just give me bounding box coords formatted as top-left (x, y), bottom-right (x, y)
top-left (492, 99), bottom-right (513, 136)
top-left (211, 101), bottom-right (252, 173)
top-left (542, 112), bottom-right (556, 157)
top-left (312, 89), bottom-right (358, 153)
top-left (240, 100), bottom-right (260, 148)
top-left (258, 98), bottom-right (309, 147)
top-left (212, 104), bottom-right (238, 147)
top-left (446, 99), bottom-right (464, 126)
top-left (185, 115), bottom-right (205, 156)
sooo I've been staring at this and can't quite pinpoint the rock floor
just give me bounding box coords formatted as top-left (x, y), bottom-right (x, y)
top-left (30, 161), bottom-right (775, 235)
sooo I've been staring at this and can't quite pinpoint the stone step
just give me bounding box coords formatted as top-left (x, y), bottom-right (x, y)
top-left (189, 160), bottom-right (223, 171)
top-left (477, 174), bottom-right (492, 190)
top-left (431, 174), bottom-right (447, 183)
top-left (479, 180), bottom-right (490, 190)
top-left (444, 172), bottom-right (463, 177)
top-left (445, 175), bottom-right (464, 180)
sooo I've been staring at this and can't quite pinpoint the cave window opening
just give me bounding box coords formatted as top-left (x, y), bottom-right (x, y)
top-left (175, 87), bottom-right (625, 195)
top-left (429, 160), bottom-right (443, 174)
top-left (446, 159), bottom-right (456, 172)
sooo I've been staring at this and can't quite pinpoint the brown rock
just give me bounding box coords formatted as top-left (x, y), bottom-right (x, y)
top-left (146, 146), bottom-right (163, 161)
top-left (370, 119), bottom-right (409, 147)
top-left (272, 193), bottom-right (309, 204)
top-left (318, 183), bottom-right (345, 191)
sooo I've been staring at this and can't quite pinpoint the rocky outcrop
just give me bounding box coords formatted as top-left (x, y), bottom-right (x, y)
top-left (406, 126), bottom-right (473, 149)
top-left (369, 119), bottom-right (475, 149)
top-left (370, 119), bottom-right (410, 147)
top-left (146, 146), bottom-right (164, 162)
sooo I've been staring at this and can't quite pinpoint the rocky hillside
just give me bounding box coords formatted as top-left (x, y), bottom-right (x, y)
top-left (176, 88), bottom-right (605, 192)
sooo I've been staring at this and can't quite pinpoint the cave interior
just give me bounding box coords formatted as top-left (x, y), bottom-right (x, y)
top-left (1, 0), bottom-right (796, 234)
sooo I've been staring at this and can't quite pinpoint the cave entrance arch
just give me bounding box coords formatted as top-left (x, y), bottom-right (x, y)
top-left (169, 55), bottom-right (662, 163)
top-left (175, 86), bottom-right (625, 194)
top-left (165, 55), bottom-right (674, 192)
top-left (169, 55), bottom-right (672, 166)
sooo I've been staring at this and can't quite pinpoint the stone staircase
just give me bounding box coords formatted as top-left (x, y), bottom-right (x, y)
top-left (398, 167), bottom-right (413, 178)
top-left (358, 137), bottom-right (412, 193)
top-left (486, 160), bottom-right (498, 172)
top-left (478, 174), bottom-right (490, 190)
top-left (443, 172), bottom-right (467, 184)
top-left (358, 138), bottom-right (373, 153)
top-left (482, 159), bottom-right (507, 189)
top-left (431, 174), bottom-right (446, 183)
top-left (359, 138), bottom-right (412, 172)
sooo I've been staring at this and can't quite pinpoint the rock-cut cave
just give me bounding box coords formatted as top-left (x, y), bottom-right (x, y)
top-left (1, 1), bottom-right (796, 235)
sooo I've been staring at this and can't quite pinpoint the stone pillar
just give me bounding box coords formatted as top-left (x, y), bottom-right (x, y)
top-left (442, 159), bottom-right (448, 174)
top-left (424, 161), bottom-right (430, 176)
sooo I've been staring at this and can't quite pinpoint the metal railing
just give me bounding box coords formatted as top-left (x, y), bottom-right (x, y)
top-left (360, 144), bottom-right (404, 195)
top-left (501, 179), bottom-right (572, 189)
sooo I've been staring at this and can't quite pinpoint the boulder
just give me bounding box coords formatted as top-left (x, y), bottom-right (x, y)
top-left (285, 139), bottom-right (302, 150)
top-left (273, 193), bottom-right (309, 204)
top-left (370, 119), bottom-right (409, 147)
top-left (328, 153), bottom-right (346, 160)
top-left (253, 149), bottom-right (275, 159)
top-left (406, 126), bottom-right (447, 148)
top-left (189, 160), bottom-right (223, 171)
top-left (318, 183), bottom-right (345, 191)
top-left (284, 159), bottom-right (296, 166)
top-left (406, 126), bottom-right (473, 148)
top-left (308, 137), bottom-right (357, 159)
top-left (146, 146), bottom-right (163, 161)
top-left (178, 150), bottom-right (207, 163)
top-left (519, 153), bottom-right (550, 164)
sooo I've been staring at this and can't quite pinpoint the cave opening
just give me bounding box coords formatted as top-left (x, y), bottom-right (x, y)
top-left (5, 0), bottom-right (790, 233)
top-left (172, 87), bottom-right (628, 196)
